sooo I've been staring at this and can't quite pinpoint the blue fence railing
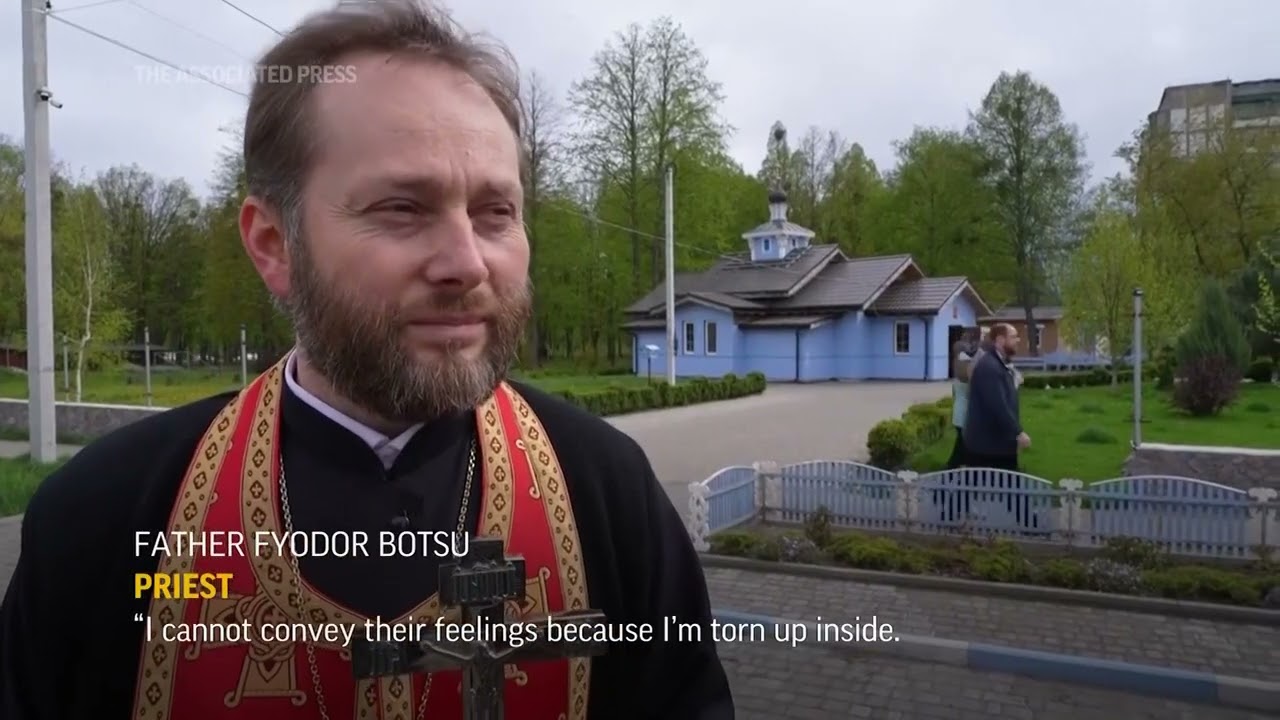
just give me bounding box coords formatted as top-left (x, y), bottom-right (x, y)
top-left (685, 461), bottom-right (1279, 560)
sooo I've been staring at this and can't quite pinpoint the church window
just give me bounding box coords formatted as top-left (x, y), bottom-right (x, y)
top-left (894, 322), bottom-right (911, 354)
top-left (705, 322), bottom-right (718, 355)
top-left (683, 322), bottom-right (696, 354)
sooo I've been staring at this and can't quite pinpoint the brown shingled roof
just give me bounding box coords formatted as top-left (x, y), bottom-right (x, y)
top-left (866, 277), bottom-right (968, 314)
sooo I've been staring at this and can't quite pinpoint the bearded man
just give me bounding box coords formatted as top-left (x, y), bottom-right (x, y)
top-left (0, 1), bottom-right (733, 718)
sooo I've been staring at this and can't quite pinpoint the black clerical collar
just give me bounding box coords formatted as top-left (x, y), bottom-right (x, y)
top-left (279, 380), bottom-right (474, 476)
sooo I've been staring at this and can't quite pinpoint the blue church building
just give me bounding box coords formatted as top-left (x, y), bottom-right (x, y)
top-left (623, 191), bottom-right (993, 382)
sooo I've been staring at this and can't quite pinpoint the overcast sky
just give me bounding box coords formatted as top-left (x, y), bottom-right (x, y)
top-left (2, 0), bottom-right (1276, 199)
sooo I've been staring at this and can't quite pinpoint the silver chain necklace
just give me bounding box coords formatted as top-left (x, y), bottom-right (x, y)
top-left (278, 438), bottom-right (478, 720)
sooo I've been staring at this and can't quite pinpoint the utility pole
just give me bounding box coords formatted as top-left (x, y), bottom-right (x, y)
top-left (1132, 288), bottom-right (1143, 448)
top-left (22, 0), bottom-right (58, 462)
top-left (663, 165), bottom-right (676, 386)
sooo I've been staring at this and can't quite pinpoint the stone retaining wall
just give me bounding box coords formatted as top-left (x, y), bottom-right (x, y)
top-left (1124, 442), bottom-right (1280, 491)
top-left (0, 398), bottom-right (165, 441)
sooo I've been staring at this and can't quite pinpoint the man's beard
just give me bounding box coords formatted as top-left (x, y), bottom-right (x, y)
top-left (285, 241), bottom-right (531, 423)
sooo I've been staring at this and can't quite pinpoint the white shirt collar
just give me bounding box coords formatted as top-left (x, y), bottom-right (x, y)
top-left (283, 350), bottom-right (423, 469)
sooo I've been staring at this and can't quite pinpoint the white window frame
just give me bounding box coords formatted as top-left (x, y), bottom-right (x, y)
top-left (1034, 323), bottom-right (1045, 351)
top-left (894, 321), bottom-right (911, 355)
top-left (704, 321), bottom-right (718, 355)
top-left (683, 321), bottom-right (696, 355)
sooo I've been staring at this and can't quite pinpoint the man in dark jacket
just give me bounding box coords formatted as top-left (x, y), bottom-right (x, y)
top-left (963, 323), bottom-right (1030, 470)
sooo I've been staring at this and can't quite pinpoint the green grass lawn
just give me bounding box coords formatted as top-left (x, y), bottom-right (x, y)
top-left (912, 382), bottom-right (1280, 482)
top-left (0, 456), bottom-right (65, 516)
top-left (0, 365), bottom-right (654, 407)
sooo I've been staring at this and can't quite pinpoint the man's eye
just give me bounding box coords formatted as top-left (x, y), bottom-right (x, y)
top-left (373, 201), bottom-right (418, 214)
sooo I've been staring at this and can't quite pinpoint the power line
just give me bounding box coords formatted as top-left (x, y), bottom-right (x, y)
top-left (45, 11), bottom-right (249, 97)
top-left (540, 196), bottom-right (942, 294)
top-left (218, 0), bottom-right (282, 36)
top-left (127, 0), bottom-right (252, 62)
top-left (47, 0), bottom-right (126, 13)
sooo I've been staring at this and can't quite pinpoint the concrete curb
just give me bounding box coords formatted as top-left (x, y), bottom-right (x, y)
top-left (701, 554), bottom-right (1280, 625)
top-left (712, 609), bottom-right (1280, 713)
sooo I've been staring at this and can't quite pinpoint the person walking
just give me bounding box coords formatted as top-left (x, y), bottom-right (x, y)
top-left (964, 323), bottom-right (1037, 528)
top-left (946, 327), bottom-right (981, 469)
top-left (964, 323), bottom-right (1028, 469)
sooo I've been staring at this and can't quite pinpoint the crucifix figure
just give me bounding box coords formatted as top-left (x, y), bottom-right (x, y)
top-left (350, 537), bottom-right (609, 720)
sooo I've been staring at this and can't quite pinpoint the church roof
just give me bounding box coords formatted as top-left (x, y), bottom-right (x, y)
top-left (624, 244), bottom-right (843, 314)
top-left (865, 276), bottom-right (990, 315)
top-left (742, 219), bottom-right (816, 237)
top-left (625, 248), bottom-right (921, 316)
top-left (772, 255), bottom-right (912, 310)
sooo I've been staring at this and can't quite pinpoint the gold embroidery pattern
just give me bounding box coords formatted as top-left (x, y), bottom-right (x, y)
top-left (184, 592), bottom-right (306, 707)
top-left (380, 676), bottom-right (412, 720)
top-left (242, 363), bottom-right (444, 630)
top-left (132, 387), bottom-right (248, 720)
top-left (477, 394), bottom-right (515, 544)
top-left (502, 384), bottom-right (592, 720)
top-left (356, 679), bottom-right (378, 719)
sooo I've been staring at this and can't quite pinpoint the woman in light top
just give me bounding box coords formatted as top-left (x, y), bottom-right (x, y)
top-left (946, 327), bottom-right (981, 469)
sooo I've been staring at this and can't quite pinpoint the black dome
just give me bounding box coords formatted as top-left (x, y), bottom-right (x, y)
top-left (768, 190), bottom-right (787, 204)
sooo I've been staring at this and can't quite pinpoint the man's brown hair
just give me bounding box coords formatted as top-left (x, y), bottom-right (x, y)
top-left (989, 323), bottom-right (1017, 340)
top-left (243, 0), bottom-right (523, 241)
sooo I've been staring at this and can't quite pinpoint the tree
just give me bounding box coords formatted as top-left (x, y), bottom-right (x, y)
top-left (52, 182), bottom-right (129, 400)
top-left (641, 16), bottom-right (728, 284)
top-left (1173, 279), bottom-right (1251, 416)
top-left (1255, 274), bottom-right (1280, 371)
top-left (96, 165), bottom-right (201, 346)
top-left (1251, 244), bottom-right (1280, 371)
top-left (817, 143), bottom-right (886, 256)
top-left (877, 127), bottom-right (1007, 296)
top-left (194, 129), bottom-right (291, 367)
top-left (0, 136), bottom-right (24, 342)
top-left (570, 17), bottom-right (728, 291)
top-left (520, 70), bottom-right (568, 366)
top-left (789, 127), bottom-right (846, 229)
top-left (1061, 210), bottom-right (1147, 385)
top-left (968, 71), bottom-right (1086, 354)
top-left (569, 23), bottom-right (652, 294)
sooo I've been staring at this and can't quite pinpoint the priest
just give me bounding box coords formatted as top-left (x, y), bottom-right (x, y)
top-left (0, 1), bottom-right (734, 718)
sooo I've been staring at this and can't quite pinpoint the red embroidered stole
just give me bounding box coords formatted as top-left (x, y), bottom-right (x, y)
top-left (131, 360), bottom-right (591, 720)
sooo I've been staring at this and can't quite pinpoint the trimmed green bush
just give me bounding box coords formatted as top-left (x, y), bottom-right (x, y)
top-left (866, 419), bottom-right (917, 470)
top-left (1246, 357), bottom-right (1275, 383)
top-left (553, 371), bottom-right (766, 416)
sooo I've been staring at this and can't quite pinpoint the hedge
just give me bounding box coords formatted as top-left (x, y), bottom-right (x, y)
top-left (1019, 367), bottom-right (1139, 390)
top-left (866, 396), bottom-right (952, 470)
top-left (710, 523), bottom-right (1280, 608)
top-left (552, 372), bottom-right (766, 416)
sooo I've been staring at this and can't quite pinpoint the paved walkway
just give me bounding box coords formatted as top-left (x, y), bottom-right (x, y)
top-left (720, 643), bottom-right (1275, 719)
top-left (705, 567), bottom-right (1279, 680)
top-left (706, 567), bottom-right (1279, 718)
top-left (1, 381), bottom-right (948, 514)
top-left (609, 382), bottom-right (948, 510)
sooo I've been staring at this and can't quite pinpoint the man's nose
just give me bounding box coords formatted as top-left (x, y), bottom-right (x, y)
top-left (422, 212), bottom-right (489, 290)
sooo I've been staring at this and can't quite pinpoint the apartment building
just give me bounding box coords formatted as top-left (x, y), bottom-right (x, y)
top-left (1147, 78), bottom-right (1280, 157)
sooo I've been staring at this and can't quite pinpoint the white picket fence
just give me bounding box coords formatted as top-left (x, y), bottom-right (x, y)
top-left (686, 460), bottom-right (1280, 560)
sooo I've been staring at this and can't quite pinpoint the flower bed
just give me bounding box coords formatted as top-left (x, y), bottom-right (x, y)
top-left (709, 510), bottom-right (1280, 608)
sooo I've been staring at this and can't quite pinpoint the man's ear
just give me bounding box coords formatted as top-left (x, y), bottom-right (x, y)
top-left (240, 195), bottom-right (291, 299)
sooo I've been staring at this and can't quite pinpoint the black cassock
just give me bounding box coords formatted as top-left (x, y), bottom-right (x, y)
top-left (0, 380), bottom-right (734, 719)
